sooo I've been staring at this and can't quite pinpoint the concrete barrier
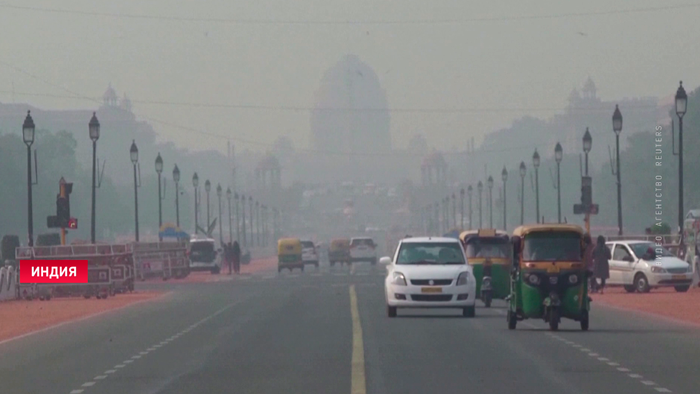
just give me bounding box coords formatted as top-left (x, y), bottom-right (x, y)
top-left (0, 266), bottom-right (18, 301)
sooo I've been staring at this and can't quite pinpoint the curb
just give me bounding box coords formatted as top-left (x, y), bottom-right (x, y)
top-left (594, 299), bottom-right (700, 330)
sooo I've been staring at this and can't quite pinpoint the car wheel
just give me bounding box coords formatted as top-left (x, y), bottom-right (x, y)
top-left (674, 285), bottom-right (690, 292)
top-left (507, 311), bottom-right (517, 330)
top-left (387, 305), bottom-right (397, 318)
top-left (623, 285), bottom-right (636, 293)
top-left (634, 273), bottom-right (650, 293)
top-left (463, 306), bottom-right (476, 318)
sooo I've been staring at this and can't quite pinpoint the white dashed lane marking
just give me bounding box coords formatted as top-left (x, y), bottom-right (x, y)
top-left (67, 302), bottom-right (237, 394)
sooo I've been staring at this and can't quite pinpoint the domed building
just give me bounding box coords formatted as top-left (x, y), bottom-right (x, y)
top-left (310, 54), bottom-right (391, 154)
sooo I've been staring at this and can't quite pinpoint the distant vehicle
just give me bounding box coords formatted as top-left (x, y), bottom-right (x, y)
top-left (329, 238), bottom-right (351, 267)
top-left (382, 237), bottom-right (476, 317)
top-left (350, 237), bottom-right (377, 265)
top-left (606, 240), bottom-right (692, 293)
top-left (301, 240), bottom-right (319, 269)
top-left (188, 236), bottom-right (221, 274)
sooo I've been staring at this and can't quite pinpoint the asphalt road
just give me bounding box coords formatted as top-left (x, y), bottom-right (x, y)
top-left (1, 263), bottom-right (699, 394)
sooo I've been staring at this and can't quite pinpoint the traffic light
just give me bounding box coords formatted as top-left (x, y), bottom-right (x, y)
top-left (57, 195), bottom-right (70, 228)
top-left (581, 176), bottom-right (592, 207)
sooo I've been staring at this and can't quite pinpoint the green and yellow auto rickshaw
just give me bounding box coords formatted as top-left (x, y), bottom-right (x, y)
top-left (460, 229), bottom-right (511, 307)
top-left (507, 224), bottom-right (590, 331)
top-left (329, 238), bottom-right (351, 267)
top-left (278, 238), bottom-right (304, 273)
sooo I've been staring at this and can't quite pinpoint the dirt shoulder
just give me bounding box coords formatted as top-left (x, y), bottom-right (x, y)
top-left (0, 291), bottom-right (165, 344)
top-left (592, 286), bottom-right (700, 326)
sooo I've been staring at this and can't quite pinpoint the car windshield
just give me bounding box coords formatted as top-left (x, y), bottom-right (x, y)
top-left (190, 242), bottom-right (216, 263)
top-left (465, 238), bottom-right (510, 258)
top-left (351, 239), bottom-right (374, 247)
top-left (522, 232), bottom-right (581, 262)
top-left (301, 241), bottom-right (315, 249)
top-left (629, 242), bottom-right (675, 258)
top-left (396, 242), bottom-right (466, 265)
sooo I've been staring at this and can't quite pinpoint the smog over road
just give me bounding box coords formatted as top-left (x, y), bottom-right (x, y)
top-left (0, 1), bottom-right (700, 393)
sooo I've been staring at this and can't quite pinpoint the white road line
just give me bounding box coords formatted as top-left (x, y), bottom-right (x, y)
top-left (580, 348), bottom-right (590, 352)
top-left (588, 353), bottom-right (599, 357)
top-left (105, 370), bottom-right (116, 374)
top-left (654, 388), bottom-right (672, 392)
top-left (81, 382), bottom-right (95, 387)
top-left (572, 344), bottom-right (582, 348)
top-left (131, 355), bottom-right (141, 359)
top-left (123, 360), bottom-right (133, 364)
top-left (69, 390), bottom-right (84, 394)
top-left (608, 362), bottom-right (620, 366)
top-left (598, 357), bottom-right (609, 361)
top-left (641, 381), bottom-right (656, 386)
top-left (617, 367), bottom-right (630, 372)
top-left (114, 364), bottom-right (125, 369)
top-left (94, 376), bottom-right (107, 380)
top-left (139, 351), bottom-right (149, 355)
top-left (629, 374), bottom-right (643, 379)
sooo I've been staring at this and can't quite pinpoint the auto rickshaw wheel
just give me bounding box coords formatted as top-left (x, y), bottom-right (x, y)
top-left (463, 306), bottom-right (476, 318)
top-left (580, 310), bottom-right (589, 331)
top-left (548, 309), bottom-right (559, 331)
top-left (483, 294), bottom-right (492, 308)
top-left (387, 305), bottom-right (397, 318)
top-left (507, 310), bottom-right (517, 330)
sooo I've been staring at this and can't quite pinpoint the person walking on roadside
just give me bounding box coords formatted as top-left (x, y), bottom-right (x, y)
top-left (224, 242), bottom-right (233, 275)
top-left (232, 240), bottom-right (242, 275)
top-left (583, 233), bottom-right (596, 293)
top-left (593, 235), bottom-right (611, 294)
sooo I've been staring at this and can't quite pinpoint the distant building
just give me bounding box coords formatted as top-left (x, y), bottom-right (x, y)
top-left (310, 54), bottom-right (391, 154)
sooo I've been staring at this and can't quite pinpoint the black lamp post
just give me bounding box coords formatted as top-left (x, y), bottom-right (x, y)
top-left (235, 193), bottom-right (240, 243)
top-left (583, 128), bottom-right (592, 175)
top-left (460, 188), bottom-right (465, 229)
top-left (477, 181), bottom-right (483, 229)
top-left (675, 82), bottom-right (687, 233)
top-left (249, 196), bottom-right (254, 246)
top-left (502, 167), bottom-right (508, 231)
top-left (22, 111), bottom-right (35, 247)
top-left (532, 149), bottom-right (540, 223)
top-left (612, 105), bottom-right (623, 236)
top-left (173, 165), bottom-right (180, 227)
top-left (192, 173), bottom-right (199, 234)
top-left (241, 194), bottom-right (247, 247)
top-left (155, 153), bottom-right (163, 241)
top-left (467, 185), bottom-right (473, 230)
top-left (217, 184), bottom-right (223, 245)
top-left (130, 140), bottom-right (140, 242)
top-left (451, 193), bottom-right (456, 228)
top-left (519, 161), bottom-right (526, 225)
top-left (434, 202), bottom-right (439, 234)
top-left (227, 188), bottom-right (233, 243)
top-left (555, 142), bottom-right (563, 223)
top-left (256, 200), bottom-right (260, 246)
top-left (487, 176), bottom-right (494, 228)
top-left (205, 180), bottom-right (211, 231)
top-left (89, 112), bottom-right (100, 243)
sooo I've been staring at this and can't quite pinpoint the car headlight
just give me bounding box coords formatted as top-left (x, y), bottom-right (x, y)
top-left (527, 274), bottom-right (540, 285)
top-left (568, 274), bottom-right (578, 284)
top-left (650, 266), bottom-right (667, 273)
top-left (457, 271), bottom-right (469, 286)
top-left (481, 277), bottom-right (491, 287)
top-left (390, 272), bottom-right (407, 286)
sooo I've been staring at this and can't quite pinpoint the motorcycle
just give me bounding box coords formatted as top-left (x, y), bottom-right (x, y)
top-left (481, 260), bottom-right (493, 307)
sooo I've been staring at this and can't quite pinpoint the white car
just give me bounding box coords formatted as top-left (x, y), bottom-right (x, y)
top-left (301, 240), bottom-right (319, 268)
top-left (350, 237), bottom-right (377, 265)
top-left (188, 236), bottom-right (222, 274)
top-left (383, 237), bottom-right (477, 317)
top-left (606, 240), bottom-right (693, 293)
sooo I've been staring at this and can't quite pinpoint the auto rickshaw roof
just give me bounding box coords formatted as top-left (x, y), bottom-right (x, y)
top-left (513, 224), bottom-right (584, 237)
top-left (278, 237), bottom-right (301, 245)
top-left (459, 229), bottom-right (509, 243)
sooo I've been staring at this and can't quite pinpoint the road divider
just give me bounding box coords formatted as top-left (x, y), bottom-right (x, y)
top-left (349, 285), bottom-right (366, 394)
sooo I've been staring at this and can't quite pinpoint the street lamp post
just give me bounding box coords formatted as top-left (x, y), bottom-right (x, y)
top-left (89, 112), bottom-right (100, 243)
top-left (675, 82), bottom-right (687, 234)
top-left (205, 180), bottom-right (211, 231)
top-left (467, 185), bottom-right (473, 230)
top-left (519, 162), bottom-right (526, 225)
top-left (241, 194), bottom-right (247, 247)
top-left (227, 188), bottom-right (232, 243)
top-left (173, 165), bottom-right (180, 227)
top-left (532, 149), bottom-right (540, 223)
top-left (612, 105), bottom-right (623, 236)
top-left (130, 140), bottom-right (140, 242)
top-left (460, 188), bottom-right (465, 229)
top-left (217, 184), bottom-right (223, 246)
top-left (555, 142), bottom-right (563, 223)
top-left (235, 193), bottom-right (240, 243)
top-left (192, 173), bottom-right (199, 234)
top-left (487, 176), bottom-right (494, 228)
top-left (502, 167), bottom-right (508, 231)
top-left (155, 153), bottom-right (163, 241)
top-left (22, 111), bottom-right (35, 247)
top-left (434, 202), bottom-right (439, 234)
top-left (582, 129), bottom-right (592, 234)
top-left (451, 193), bottom-right (456, 228)
top-left (477, 181), bottom-right (483, 229)
top-left (249, 197), bottom-right (254, 247)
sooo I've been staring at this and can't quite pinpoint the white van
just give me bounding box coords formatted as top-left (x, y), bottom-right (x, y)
top-left (188, 236), bottom-right (222, 274)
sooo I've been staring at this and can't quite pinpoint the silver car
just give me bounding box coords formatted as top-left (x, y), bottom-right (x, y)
top-left (606, 240), bottom-right (692, 293)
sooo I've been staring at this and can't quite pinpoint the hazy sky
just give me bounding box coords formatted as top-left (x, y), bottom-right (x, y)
top-left (0, 0), bottom-right (697, 154)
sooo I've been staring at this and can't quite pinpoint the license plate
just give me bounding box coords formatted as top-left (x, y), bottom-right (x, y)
top-left (672, 274), bottom-right (686, 280)
top-left (421, 287), bottom-right (442, 293)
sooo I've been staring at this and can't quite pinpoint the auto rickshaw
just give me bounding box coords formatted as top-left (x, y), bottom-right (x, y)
top-left (329, 238), bottom-right (351, 267)
top-left (507, 224), bottom-right (590, 331)
top-left (278, 238), bottom-right (304, 273)
top-left (460, 229), bottom-right (511, 307)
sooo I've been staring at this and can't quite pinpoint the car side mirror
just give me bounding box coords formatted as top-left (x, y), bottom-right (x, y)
top-left (379, 256), bottom-right (392, 265)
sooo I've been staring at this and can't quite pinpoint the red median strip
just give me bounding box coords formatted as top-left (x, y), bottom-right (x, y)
top-left (592, 286), bottom-right (700, 327)
top-left (0, 291), bottom-right (166, 344)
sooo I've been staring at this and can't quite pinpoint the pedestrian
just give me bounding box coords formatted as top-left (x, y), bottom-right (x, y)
top-left (224, 242), bottom-right (233, 275)
top-left (592, 235), bottom-right (611, 294)
top-left (232, 240), bottom-right (241, 274)
top-left (583, 233), bottom-right (596, 293)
